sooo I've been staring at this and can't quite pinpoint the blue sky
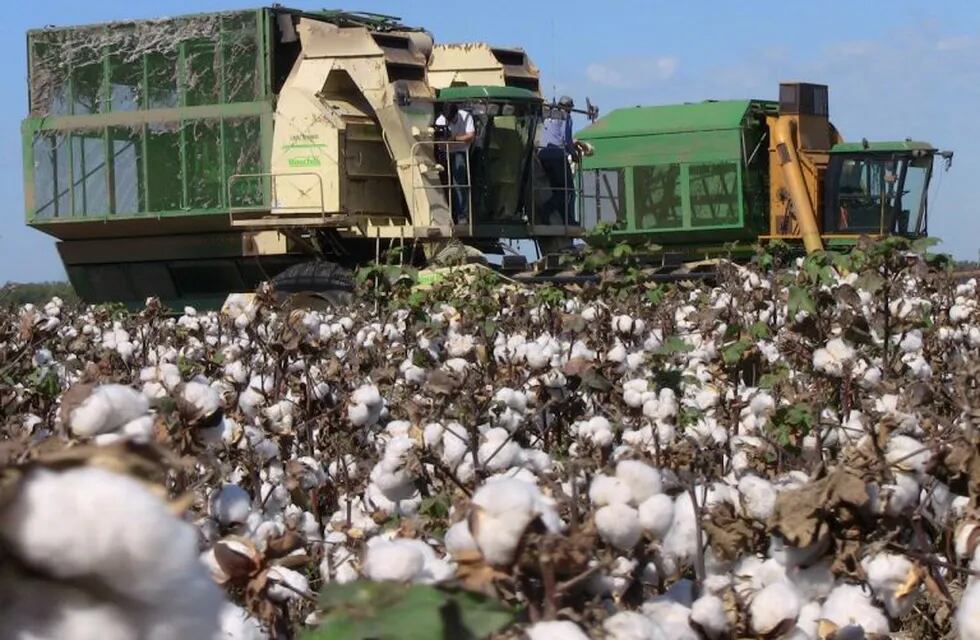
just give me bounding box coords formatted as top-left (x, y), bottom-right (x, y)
top-left (3, 1), bottom-right (979, 282)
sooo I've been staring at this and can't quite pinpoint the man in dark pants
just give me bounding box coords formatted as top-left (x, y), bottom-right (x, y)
top-left (537, 96), bottom-right (576, 224)
top-left (435, 104), bottom-right (476, 224)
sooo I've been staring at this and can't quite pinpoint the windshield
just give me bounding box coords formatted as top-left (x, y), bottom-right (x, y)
top-left (826, 153), bottom-right (933, 236)
top-left (467, 102), bottom-right (538, 221)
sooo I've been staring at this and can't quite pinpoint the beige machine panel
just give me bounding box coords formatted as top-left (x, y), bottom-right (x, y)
top-left (268, 18), bottom-right (452, 226)
top-left (429, 43), bottom-right (540, 95)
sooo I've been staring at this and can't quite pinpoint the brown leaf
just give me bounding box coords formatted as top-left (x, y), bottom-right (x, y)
top-left (454, 548), bottom-right (509, 597)
top-left (561, 314), bottom-right (587, 333)
top-left (58, 382), bottom-right (96, 431)
top-left (562, 356), bottom-right (590, 377)
top-left (703, 502), bottom-right (754, 562)
top-left (213, 536), bottom-right (263, 583)
top-left (426, 369), bottom-right (459, 395)
top-left (769, 469), bottom-right (870, 547)
top-left (265, 530), bottom-right (303, 559)
top-left (370, 366), bottom-right (396, 384)
top-left (245, 569), bottom-right (281, 626)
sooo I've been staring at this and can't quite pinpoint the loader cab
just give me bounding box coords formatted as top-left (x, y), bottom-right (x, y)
top-left (823, 141), bottom-right (943, 238)
top-left (434, 86), bottom-right (541, 225)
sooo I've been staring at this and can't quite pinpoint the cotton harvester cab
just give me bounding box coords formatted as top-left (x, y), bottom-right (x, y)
top-left (575, 82), bottom-right (951, 257)
top-left (22, 8), bottom-right (581, 307)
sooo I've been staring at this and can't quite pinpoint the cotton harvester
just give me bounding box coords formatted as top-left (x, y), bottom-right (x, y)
top-left (22, 8), bottom-right (950, 305)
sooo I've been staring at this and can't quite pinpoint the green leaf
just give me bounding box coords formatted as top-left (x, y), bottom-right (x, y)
top-left (853, 272), bottom-right (885, 295)
top-left (749, 322), bottom-right (771, 339)
top-left (611, 243), bottom-right (633, 261)
top-left (580, 367), bottom-right (614, 392)
top-left (911, 236), bottom-right (940, 254)
top-left (830, 251), bottom-right (852, 272)
top-left (482, 320), bottom-right (498, 338)
top-left (355, 266), bottom-right (378, 285)
top-left (306, 582), bottom-right (447, 640)
top-left (758, 373), bottom-right (780, 390)
top-left (645, 285), bottom-right (666, 306)
top-left (722, 340), bottom-right (753, 365)
top-left (419, 494), bottom-right (450, 519)
top-left (444, 590), bottom-right (516, 639)
top-left (655, 336), bottom-right (694, 356)
top-left (787, 286), bottom-right (816, 317)
top-left (305, 582), bottom-right (516, 640)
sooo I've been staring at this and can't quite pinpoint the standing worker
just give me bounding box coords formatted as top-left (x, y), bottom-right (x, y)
top-left (435, 104), bottom-right (476, 225)
top-left (537, 96), bottom-right (576, 224)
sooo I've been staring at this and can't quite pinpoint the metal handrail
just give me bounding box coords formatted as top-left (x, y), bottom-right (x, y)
top-left (530, 151), bottom-right (583, 232)
top-left (409, 140), bottom-right (473, 236)
top-left (227, 172), bottom-right (327, 224)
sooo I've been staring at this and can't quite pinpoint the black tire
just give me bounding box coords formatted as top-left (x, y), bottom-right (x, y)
top-left (270, 261), bottom-right (355, 308)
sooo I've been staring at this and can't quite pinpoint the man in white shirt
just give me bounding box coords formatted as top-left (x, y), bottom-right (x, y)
top-left (435, 104), bottom-right (475, 224)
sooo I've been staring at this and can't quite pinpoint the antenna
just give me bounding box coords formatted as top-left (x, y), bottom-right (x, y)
top-left (550, 17), bottom-right (556, 101)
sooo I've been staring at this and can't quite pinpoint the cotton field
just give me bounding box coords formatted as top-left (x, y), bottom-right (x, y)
top-left (1, 247), bottom-right (979, 639)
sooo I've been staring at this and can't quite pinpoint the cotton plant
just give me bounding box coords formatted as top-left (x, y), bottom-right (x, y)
top-left (2, 247), bottom-right (979, 638)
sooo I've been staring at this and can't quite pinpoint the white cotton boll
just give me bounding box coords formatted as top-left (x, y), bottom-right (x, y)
top-left (868, 472), bottom-right (920, 517)
top-left (524, 343), bottom-right (552, 370)
top-left (521, 449), bottom-right (554, 474)
top-left (693, 386), bottom-right (720, 410)
top-left (445, 520), bottom-right (478, 557)
top-left (223, 360), bottom-right (249, 385)
top-left (526, 620), bottom-right (590, 640)
top-left (750, 582), bottom-right (800, 635)
top-left (494, 406), bottom-right (524, 433)
top-left (663, 491), bottom-right (698, 563)
top-left (813, 338), bottom-right (855, 376)
top-left (266, 566), bottom-right (309, 603)
top-left (385, 420), bottom-right (412, 438)
top-left (602, 610), bottom-right (662, 640)
top-left (787, 558), bottom-right (835, 601)
top-left (216, 602), bottom-right (266, 640)
top-left (351, 384), bottom-right (381, 408)
top-left (623, 378), bottom-right (649, 408)
top-left (570, 340), bottom-right (596, 361)
top-left (738, 475), bottom-right (777, 522)
top-left (182, 381), bottom-right (221, 419)
top-left (446, 332), bottom-right (475, 358)
top-left (641, 599), bottom-right (698, 639)
top-left (348, 402), bottom-right (373, 427)
top-left (470, 478), bottom-right (538, 565)
top-left (615, 459), bottom-right (662, 504)
top-left (749, 391), bottom-right (775, 417)
top-left (691, 593), bottom-right (729, 638)
top-left (595, 503), bottom-right (642, 550)
top-left (589, 474), bottom-right (632, 507)
top-left (885, 435), bottom-right (931, 475)
top-left (423, 422), bottom-right (445, 448)
top-left (861, 552), bottom-right (920, 618)
top-left (791, 601), bottom-right (821, 639)
top-left (607, 342), bottom-right (627, 363)
top-left (957, 523), bottom-right (980, 560)
top-left (478, 428), bottom-right (521, 471)
top-left (0, 575), bottom-right (139, 640)
top-left (444, 357), bottom-right (469, 374)
top-left (69, 384), bottom-right (149, 437)
top-left (950, 303), bottom-right (972, 323)
top-left (820, 583), bottom-right (889, 635)
top-left (120, 414), bottom-right (155, 442)
top-left (0, 466), bottom-right (224, 620)
top-left (638, 494), bottom-right (674, 539)
top-left (958, 581), bottom-right (980, 640)
top-left (495, 387), bottom-right (528, 413)
top-left (363, 539), bottom-right (426, 582)
top-left (899, 330), bottom-right (923, 353)
top-left (33, 348), bottom-right (53, 367)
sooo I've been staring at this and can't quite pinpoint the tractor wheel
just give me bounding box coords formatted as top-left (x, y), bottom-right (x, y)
top-left (270, 261), bottom-right (355, 309)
